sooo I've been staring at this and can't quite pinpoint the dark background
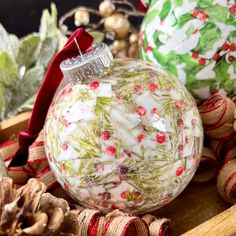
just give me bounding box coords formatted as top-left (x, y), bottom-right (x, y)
top-left (0, 0), bottom-right (138, 37)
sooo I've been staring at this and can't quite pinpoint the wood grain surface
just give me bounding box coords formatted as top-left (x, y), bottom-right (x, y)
top-left (153, 181), bottom-right (230, 236)
top-left (0, 112), bottom-right (234, 236)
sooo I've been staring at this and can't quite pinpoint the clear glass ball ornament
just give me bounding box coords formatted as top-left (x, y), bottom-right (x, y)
top-left (45, 43), bottom-right (203, 214)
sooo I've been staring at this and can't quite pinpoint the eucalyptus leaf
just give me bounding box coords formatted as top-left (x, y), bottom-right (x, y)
top-left (90, 31), bottom-right (105, 43)
top-left (37, 37), bottom-right (58, 68)
top-left (9, 34), bottom-right (19, 59)
top-left (57, 30), bottom-right (68, 50)
top-left (39, 3), bottom-right (58, 39)
top-left (0, 24), bottom-right (15, 60)
top-left (0, 51), bottom-right (19, 86)
top-left (16, 94), bottom-right (36, 114)
top-left (17, 34), bottom-right (41, 68)
top-left (8, 65), bottom-right (44, 113)
top-left (0, 84), bottom-right (5, 119)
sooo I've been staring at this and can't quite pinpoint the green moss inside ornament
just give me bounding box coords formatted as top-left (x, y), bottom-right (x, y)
top-left (140, 0), bottom-right (236, 101)
top-left (44, 43), bottom-right (203, 214)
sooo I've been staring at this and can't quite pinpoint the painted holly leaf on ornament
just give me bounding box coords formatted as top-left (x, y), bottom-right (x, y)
top-left (145, 9), bottom-right (159, 25)
top-left (174, 0), bottom-right (183, 7)
top-left (177, 13), bottom-right (192, 28)
top-left (159, 0), bottom-right (172, 21)
top-left (17, 34), bottom-right (41, 68)
top-left (195, 23), bottom-right (221, 54)
top-left (215, 61), bottom-right (230, 83)
top-left (153, 49), bottom-right (178, 76)
top-left (204, 4), bottom-right (228, 24)
top-left (198, 0), bottom-right (213, 8)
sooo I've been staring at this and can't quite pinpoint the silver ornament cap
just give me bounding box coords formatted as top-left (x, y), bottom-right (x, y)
top-left (60, 42), bottom-right (113, 82)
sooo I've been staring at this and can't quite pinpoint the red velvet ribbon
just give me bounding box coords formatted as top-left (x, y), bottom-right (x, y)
top-left (10, 28), bottom-right (93, 166)
top-left (138, 0), bottom-right (148, 12)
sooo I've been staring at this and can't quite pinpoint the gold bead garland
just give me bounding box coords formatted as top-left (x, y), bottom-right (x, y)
top-left (59, 0), bottom-right (144, 58)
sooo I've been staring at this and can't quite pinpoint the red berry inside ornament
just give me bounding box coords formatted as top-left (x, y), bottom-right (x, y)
top-left (151, 107), bottom-right (159, 116)
top-left (137, 132), bottom-right (146, 143)
top-left (106, 146), bottom-right (117, 155)
top-left (101, 131), bottom-right (111, 140)
top-left (134, 84), bottom-right (143, 94)
top-left (156, 132), bottom-right (166, 144)
top-left (136, 105), bottom-right (147, 116)
top-left (177, 118), bottom-right (184, 128)
top-left (90, 81), bottom-right (100, 90)
top-left (121, 191), bottom-right (129, 199)
top-left (148, 83), bottom-right (158, 91)
top-left (62, 143), bottom-right (68, 150)
top-left (176, 166), bottom-right (184, 176)
top-left (175, 100), bottom-right (185, 109)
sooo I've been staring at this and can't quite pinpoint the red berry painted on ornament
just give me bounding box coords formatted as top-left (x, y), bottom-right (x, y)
top-left (192, 52), bottom-right (199, 59)
top-left (222, 43), bottom-right (229, 51)
top-left (213, 53), bottom-right (220, 61)
top-left (229, 56), bottom-right (235, 62)
top-left (198, 58), bottom-right (206, 65)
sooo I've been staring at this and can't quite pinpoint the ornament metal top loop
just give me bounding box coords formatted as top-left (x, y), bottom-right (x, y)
top-left (60, 42), bottom-right (114, 83)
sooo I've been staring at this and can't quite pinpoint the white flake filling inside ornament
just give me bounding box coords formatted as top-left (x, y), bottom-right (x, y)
top-left (45, 58), bottom-right (203, 214)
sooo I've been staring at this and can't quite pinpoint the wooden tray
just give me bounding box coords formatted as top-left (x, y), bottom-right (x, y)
top-left (1, 112), bottom-right (236, 236)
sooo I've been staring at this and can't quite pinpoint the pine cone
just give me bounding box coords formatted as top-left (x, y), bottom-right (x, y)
top-left (0, 177), bottom-right (79, 236)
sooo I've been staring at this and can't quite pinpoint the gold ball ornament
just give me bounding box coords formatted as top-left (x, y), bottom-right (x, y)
top-left (99, 0), bottom-right (115, 17)
top-left (129, 33), bottom-right (139, 44)
top-left (110, 40), bottom-right (128, 55)
top-left (128, 43), bottom-right (139, 59)
top-left (104, 13), bottom-right (130, 39)
top-left (74, 8), bottom-right (90, 27)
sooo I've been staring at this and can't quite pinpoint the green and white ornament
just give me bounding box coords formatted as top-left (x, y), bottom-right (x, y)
top-left (140, 0), bottom-right (236, 101)
top-left (45, 43), bottom-right (203, 214)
